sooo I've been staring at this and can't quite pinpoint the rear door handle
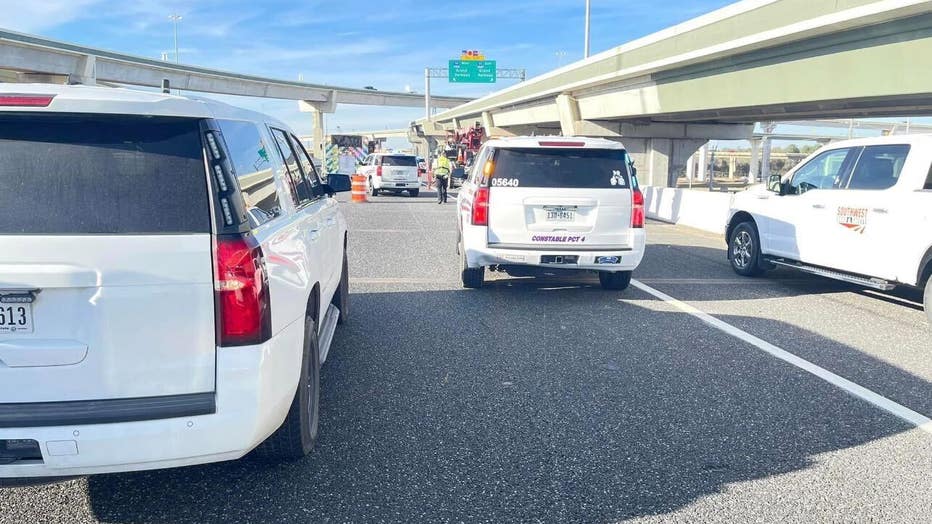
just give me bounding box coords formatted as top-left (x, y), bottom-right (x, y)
top-left (811, 204), bottom-right (826, 209)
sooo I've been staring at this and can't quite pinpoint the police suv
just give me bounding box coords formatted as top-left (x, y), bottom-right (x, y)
top-left (0, 84), bottom-right (351, 478)
top-left (456, 137), bottom-right (646, 290)
top-left (726, 134), bottom-right (932, 322)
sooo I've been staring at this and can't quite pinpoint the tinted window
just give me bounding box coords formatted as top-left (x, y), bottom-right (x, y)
top-left (270, 128), bottom-right (314, 204)
top-left (491, 148), bottom-right (630, 189)
top-left (789, 148), bottom-right (857, 194)
top-left (0, 114), bottom-right (208, 234)
top-left (846, 144), bottom-right (910, 191)
top-left (217, 120), bottom-right (280, 226)
top-left (288, 134), bottom-right (322, 193)
top-left (381, 155), bottom-right (417, 167)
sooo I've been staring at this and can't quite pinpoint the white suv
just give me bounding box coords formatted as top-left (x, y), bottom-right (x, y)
top-left (456, 137), bottom-right (646, 290)
top-left (0, 85), bottom-right (351, 478)
top-left (357, 152), bottom-right (420, 197)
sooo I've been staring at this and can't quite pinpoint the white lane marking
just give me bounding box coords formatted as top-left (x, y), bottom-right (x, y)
top-left (631, 279), bottom-right (932, 435)
top-left (351, 278), bottom-right (447, 284)
top-left (637, 278), bottom-right (812, 285)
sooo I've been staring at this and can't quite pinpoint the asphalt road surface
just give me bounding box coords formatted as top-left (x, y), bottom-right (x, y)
top-left (2, 190), bottom-right (931, 523)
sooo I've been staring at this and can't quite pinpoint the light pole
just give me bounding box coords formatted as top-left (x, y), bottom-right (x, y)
top-left (584, 0), bottom-right (591, 58)
top-left (169, 14), bottom-right (182, 64)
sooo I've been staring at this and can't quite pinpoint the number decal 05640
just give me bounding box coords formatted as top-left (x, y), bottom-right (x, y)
top-left (491, 178), bottom-right (520, 188)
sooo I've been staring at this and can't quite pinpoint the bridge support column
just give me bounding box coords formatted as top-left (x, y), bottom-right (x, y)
top-left (749, 139), bottom-right (761, 182)
top-left (696, 143), bottom-right (709, 182)
top-left (621, 137), bottom-right (706, 188)
top-left (761, 136), bottom-right (773, 181)
top-left (556, 94), bottom-right (582, 136)
top-left (299, 92), bottom-right (338, 172)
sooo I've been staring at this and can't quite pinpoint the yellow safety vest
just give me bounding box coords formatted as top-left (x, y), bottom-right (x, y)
top-left (435, 155), bottom-right (451, 176)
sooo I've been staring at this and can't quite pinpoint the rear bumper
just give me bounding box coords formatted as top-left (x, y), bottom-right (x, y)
top-left (0, 322), bottom-right (303, 478)
top-left (375, 180), bottom-right (419, 189)
top-left (466, 231), bottom-right (646, 271)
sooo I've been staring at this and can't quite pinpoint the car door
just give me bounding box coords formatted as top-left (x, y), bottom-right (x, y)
top-left (825, 143), bottom-right (912, 279)
top-left (762, 147), bottom-right (859, 264)
top-left (290, 132), bottom-right (342, 298)
top-left (269, 127), bottom-right (329, 320)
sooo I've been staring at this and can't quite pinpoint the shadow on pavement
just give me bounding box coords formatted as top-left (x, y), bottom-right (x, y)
top-left (84, 283), bottom-right (926, 523)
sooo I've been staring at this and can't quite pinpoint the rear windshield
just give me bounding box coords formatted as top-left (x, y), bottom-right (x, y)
top-left (0, 114), bottom-right (209, 234)
top-left (492, 148), bottom-right (631, 189)
top-left (380, 155), bottom-right (417, 167)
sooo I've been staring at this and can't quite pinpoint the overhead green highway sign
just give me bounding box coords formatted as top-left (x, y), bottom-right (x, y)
top-left (448, 60), bottom-right (497, 84)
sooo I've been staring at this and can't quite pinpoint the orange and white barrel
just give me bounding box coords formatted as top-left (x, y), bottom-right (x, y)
top-left (351, 174), bottom-right (367, 203)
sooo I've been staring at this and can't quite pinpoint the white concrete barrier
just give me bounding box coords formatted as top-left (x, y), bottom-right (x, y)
top-left (642, 186), bottom-right (734, 235)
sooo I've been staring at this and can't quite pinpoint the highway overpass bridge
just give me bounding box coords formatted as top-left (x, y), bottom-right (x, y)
top-left (420, 0), bottom-right (932, 187)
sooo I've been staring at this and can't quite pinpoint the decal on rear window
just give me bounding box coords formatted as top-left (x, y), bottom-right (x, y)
top-left (491, 178), bottom-right (520, 187)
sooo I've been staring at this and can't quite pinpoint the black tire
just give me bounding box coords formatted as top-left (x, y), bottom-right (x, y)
top-left (409, 189), bottom-right (420, 197)
top-left (924, 277), bottom-right (931, 325)
top-left (729, 222), bottom-right (766, 277)
top-left (599, 271), bottom-right (632, 290)
top-left (368, 178), bottom-right (379, 197)
top-left (255, 316), bottom-right (320, 460)
top-left (460, 243), bottom-right (484, 289)
top-left (332, 250), bottom-right (350, 325)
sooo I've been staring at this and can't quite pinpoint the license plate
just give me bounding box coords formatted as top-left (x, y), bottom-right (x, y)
top-left (396, 183), bottom-right (407, 187)
top-left (595, 256), bottom-right (621, 264)
top-left (546, 208), bottom-right (576, 222)
top-left (0, 303), bottom-right (34, 334)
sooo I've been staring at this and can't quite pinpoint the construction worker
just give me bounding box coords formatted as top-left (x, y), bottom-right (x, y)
top-left (432, 150), bottom-right (452, 204)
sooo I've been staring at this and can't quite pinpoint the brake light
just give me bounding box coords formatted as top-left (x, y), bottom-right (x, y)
top-left (0, 94), bottom-right (55, 107)
top-left (214, 235), bottom-right (271, 346)
top-left (472, 187), bottom-right (490, 226)
top-left (538, 141), bottom-right (585, 147)
top-left (632, 188), bottom-right (645, 228)
top-left (376, 165), bottom-right (382, 177)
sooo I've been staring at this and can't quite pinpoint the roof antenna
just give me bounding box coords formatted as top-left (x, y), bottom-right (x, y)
top-left (161, 79), bottom-right (171, 94)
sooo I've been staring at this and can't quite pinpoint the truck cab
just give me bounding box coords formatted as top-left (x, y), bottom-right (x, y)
top-left (726, 134), bottom-right (932, 322)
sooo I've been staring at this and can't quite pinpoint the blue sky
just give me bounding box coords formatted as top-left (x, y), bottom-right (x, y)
top-left (0, 0), bottom-right (736, 135)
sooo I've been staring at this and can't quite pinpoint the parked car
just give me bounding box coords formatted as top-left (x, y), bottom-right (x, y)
top-left (727, 134), bottom-right (932, 323)
top-left (0, 84), bottom-right (352, 479)
top-left (456, 137), bottom-right (646, 290)
top-left (358, 153), bottom-right (420, 197)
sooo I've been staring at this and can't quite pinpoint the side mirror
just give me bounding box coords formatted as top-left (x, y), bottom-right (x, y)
top-left (325, 173), bottom-right (352, 195)
top-left (768, 174), bottom-right (783, 194)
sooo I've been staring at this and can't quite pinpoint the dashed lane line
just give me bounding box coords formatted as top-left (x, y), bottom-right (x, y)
top-left (631, 279), bottom-right (932, 435)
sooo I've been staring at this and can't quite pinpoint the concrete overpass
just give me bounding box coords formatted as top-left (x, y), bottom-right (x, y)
top-left (421, 0), bottom-right (932, 186)
top-left (0, 28), bottom-right (471, 157)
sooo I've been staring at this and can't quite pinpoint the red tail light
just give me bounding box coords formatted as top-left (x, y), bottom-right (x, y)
top-left (632, 188), bottom-right (645, 229)
top-left (538, 141), bottom-right (585, 147)
top-left (0, 94), bottom-right (55, 107)
top-left (472, 187), bottom-right (490, 226)
top-left (214, 235), bottom-right (271, 346)
top-left (376, 165), bottom-right (383, 177)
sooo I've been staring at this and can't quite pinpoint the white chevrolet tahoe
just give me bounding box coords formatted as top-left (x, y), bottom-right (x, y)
top-left (0, 85), bottom-right (352, 478)
top-left (727, 134), bottom-right (932, 323)
top-left (357, 152), bottom-right (420, 197)
top-left (456, 137), bottom-right (646, 290)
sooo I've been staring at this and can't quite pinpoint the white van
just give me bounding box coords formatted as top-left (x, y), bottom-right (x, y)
top-left (455, 137), bottom-right (646, 290)
top-left (0, 84), bottom-right (351, 478)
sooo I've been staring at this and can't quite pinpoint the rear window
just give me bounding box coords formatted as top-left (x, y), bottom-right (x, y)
top-left (380, 155), bottom-right (417, 167)
top-left (0, 114), bottom-right (209, 234)
top-left (491, 148), bottom-right (630, 188)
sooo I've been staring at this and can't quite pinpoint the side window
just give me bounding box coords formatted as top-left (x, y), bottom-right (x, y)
top-left (289, 133), bottom-right (323, 193)
top-left (216, 120), bottom-right (280, 227)
top-left (270, 128), bottom-right (314, 205)
top-left (846, 144), bottom-right (910, 191)
top-left (789, 147), bottom-right (858, 195)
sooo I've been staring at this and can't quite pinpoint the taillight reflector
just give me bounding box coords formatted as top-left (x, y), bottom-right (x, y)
top-left (0, 94), bottom-right (55, 107)
top-left (214, 235), bottom-right (271, 346)
top-left (538, 141), bottom-right (585, 147)
top-left (472, 187), bottom-right (490, 226)
top-left (376, 165), bottom-right (383, 177)
top-left (632, 189), bottom-right (645, 229)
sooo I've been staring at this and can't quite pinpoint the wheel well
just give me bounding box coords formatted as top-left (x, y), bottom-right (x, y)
top-left (306, 284), bottom-right (320, 327)
top-left (919, 246), bottom-right (932, 287)
top-left (726, 212), bottom-right (757, 244)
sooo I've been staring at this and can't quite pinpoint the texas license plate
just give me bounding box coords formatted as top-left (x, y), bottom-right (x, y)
top-left (595, 256), bottom-right (621, 264)
top-left (546, 208), bottom-right (576, 222)
top-left (0, 303), bottom-right (34, 334)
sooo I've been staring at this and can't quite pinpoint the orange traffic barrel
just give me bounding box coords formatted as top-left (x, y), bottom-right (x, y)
top-left (351, 174), bottom-right (367, 203)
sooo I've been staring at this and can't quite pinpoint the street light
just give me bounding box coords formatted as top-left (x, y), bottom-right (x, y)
top-left (169, 14), bottom-right (182, 64)
top-left (584, 0), bottom-right (591, 58)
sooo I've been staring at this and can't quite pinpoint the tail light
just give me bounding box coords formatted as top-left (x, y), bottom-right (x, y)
top-left (472, 187), bottom-right (490, 226)
top-left (0, 94), bottom-right (55, 107)
top-left (376, 165), bottom-right (383, 177)
top-left (632, 188), bottom-right (645, 228)
top-left (214, 234), bottom-right (271, 346)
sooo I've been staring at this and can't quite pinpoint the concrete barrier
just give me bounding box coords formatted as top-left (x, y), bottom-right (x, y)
top-left (642, 186), bottom-right (734, 235)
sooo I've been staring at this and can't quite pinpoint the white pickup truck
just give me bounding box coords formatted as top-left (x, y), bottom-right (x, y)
top-left (726, 135), bottom-right (932, 323)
